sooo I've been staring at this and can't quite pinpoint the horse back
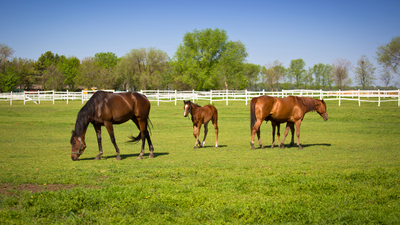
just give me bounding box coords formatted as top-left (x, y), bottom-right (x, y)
top-left (94, 92), bottom-right (150, 124)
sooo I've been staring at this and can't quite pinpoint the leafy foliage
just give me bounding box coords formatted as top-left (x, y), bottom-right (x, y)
top-left (376, 36), bottom-right (400, 76)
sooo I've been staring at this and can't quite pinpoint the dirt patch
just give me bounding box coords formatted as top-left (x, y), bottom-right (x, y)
top-left (1, 183), bottom-right (76, 196)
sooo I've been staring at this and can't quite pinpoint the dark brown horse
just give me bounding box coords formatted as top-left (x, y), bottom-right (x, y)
top-left (271, 121), bottom-right (295, 148)
top-left (183, 100), bottom-right (219, 149)
top-left (250, 95), bottom-right (328, 149)
top-left (70, 91), bottom-right (154, 161)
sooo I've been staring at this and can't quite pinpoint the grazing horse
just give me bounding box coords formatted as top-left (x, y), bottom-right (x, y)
top-left (250, 95), bottom-right (328, 149)
top-left (183, 100), bottom-right (219, 149)
top-left (70, 91), bottom-right (154, 161)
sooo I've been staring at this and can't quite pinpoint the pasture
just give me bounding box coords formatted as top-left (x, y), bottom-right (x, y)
top-left (0, 98), bottom-right (399, 224)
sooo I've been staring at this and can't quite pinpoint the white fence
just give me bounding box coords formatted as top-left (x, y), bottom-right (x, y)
top-left (1, 89), bottom-right (399, 107)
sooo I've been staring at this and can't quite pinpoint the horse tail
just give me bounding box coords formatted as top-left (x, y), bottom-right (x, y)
top-left (250, 97), bottom-right (258, 134)
top-left (128, 117), bottom-right (153, 143)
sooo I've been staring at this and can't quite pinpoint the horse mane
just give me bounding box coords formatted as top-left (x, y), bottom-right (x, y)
top-left (191, 102), bottom-right (202, 108)
top-left (72, 91), bottom-right (106, 140)
top-left (299, 97), bottom-right (318, 112)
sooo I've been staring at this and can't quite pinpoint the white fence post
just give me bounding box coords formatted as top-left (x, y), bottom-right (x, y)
top-left (338, 89), bottom-right (341, 106)
top-left (81, 90), bottom-right (84, 104)
top-left (10, 91), bottom-right (12, 105)
top-left (358, 89), bottom-right (361, 107)
top-left (192, 89), bottom-right (195, 102)
top-left (38, 91), bottom-right (40, 105)
top-left (53, 90), bottom-right (55, 104)
top-left (378, 89), bottom-right (380, 107)
top-left (245, 89), bottom-right (248, 105)
top-left (175, 90), bottom-right (177, 106)
top-left (226, 89), bottom-right (228, 106)
top-left (66, 90), bottom-right (69, 105)
top-left (23, 91), bottom-right (26, 105)
top-left (320, 89), bottom-right (323, 100)
top-left (210, 90), bottom-right (213, 104)
top-left (262, 89), bottom-right (265, 96)
top-left (159, 89), bottom-right (161, 105)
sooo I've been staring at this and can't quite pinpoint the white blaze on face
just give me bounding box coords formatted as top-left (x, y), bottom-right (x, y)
top-left (184, 104), bottom-right (189, 116)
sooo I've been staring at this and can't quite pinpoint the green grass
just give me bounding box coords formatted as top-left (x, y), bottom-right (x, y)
top-left (0, 99), bottom-right (399, 224)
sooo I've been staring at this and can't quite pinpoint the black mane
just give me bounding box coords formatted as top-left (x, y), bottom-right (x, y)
top-left (71, 91), bottom-right (106, 141)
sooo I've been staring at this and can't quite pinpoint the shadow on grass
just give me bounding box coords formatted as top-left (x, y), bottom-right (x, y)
top-left (254, 143), bottom-right (331, 149)
top-left (79, 152), bottom-right (169, 161)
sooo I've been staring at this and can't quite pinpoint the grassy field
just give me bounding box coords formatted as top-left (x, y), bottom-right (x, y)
top-left (0, 98), bottom-right (399, 224)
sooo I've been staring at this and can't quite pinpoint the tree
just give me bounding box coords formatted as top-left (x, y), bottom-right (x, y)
top-left (171, 28), bottom-right (248, 90)
top-left (379, 68), bottom-right (394, 90)
top-left (288, 59), bottom-right (306, 89)
top-left (59, 56), bottom-right (80, 90)
top-left (76, 57), bottom-right (102, 89)
top-left (313, 63), bottom-right (333, 89)
top-left (115, 48), bottom-right (169, 91)
top-left (13, 58), bottom-right (36, 90)
top-left (35, 51), bottom-right (66, 90)
top-left (332, 58), bottom-right (353, 90)
top-left (243, 63), bottom-right (261, 90)
top-left (354, 55), bottom-right (376, 89)
top-left (0, 63), bottom-right (19, 92)
top-left (94, 52), bottom-right (118, 69)
top-left (0, 43), bottom-right (14, 65)
top-left (262, 60), bottom-right (285, 91)
top-left (376, 36), bottom-right (400, 76)
top-left (304, 67), bottom-right (314, 89)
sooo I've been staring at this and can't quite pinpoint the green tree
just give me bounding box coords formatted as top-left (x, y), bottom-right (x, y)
top-left (0, 63), bottom-right (19, 92)
top-left (115, 48), bottom-right (169, 91)
top-left (0, 43), bottom-right (14, 64)
top-left (76, 57), bottom-right (102, 89)
top-left (379, 68), bottom-right (393, 90)
top-left (243, 63), bottom-right (261, 90)
top-left (376, 36), bottom-right (400, 76)
top-left (262, 60), bottom-right (285, 91)
top-left (304, 67), bottom-right (314, 89)
top-left (171, 28), bottom-right (248, 90)
top-left (313, 63), bottom-right (332, 89)
top-left (60, 56), bottom-right (80, 90)
top-left (288, 59), bottom-right (306, 89)
top-left (354, 55), bottom-right (376, 89)
top-left (94, 52), bottom-right (118, 69)
top-left (35, 51), bottom-right (66, 90)
top-left (13, 58), bottom-right (36, 90)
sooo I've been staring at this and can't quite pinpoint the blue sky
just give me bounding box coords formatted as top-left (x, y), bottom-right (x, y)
top-left (1, 0), bottom-right (399, 86)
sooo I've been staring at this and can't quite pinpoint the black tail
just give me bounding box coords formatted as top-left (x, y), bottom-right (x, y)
top-left (128, 117), bottom-right (153, 143)
top-left (250, 97), bottom-right (258, 134)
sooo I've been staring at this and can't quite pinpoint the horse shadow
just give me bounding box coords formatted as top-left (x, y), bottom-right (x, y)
top-left (258, 143), bottom-right (331, 149)
top-left (79, 152), bottom-right (169, 161)
top-left (201, 145), bottom-right (228, 148)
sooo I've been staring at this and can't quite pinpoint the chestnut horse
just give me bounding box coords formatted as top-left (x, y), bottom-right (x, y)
top-left (250, 95), bottom-right (328, 149)
top-left (183, 100), bottom-right (219, 149)
top-left (70, 91), bottom-right (154, 161)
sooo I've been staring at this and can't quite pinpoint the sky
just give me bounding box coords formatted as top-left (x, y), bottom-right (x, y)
top-left (1, 0), bottom-right (400, 86)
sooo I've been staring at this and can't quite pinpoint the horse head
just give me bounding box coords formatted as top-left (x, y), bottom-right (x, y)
top-left (316, 99), bottom-right (328, 121)
top-left (183, 100), bottom-right (192, 117)
top-left (70, 130), bottom-right (86, 161)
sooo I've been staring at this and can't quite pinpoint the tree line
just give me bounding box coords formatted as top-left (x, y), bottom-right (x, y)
top-left (1, 29), bottom-right (399, 92)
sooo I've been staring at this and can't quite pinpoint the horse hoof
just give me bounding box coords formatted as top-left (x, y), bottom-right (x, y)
top-left (298, 146), bottom-right (303, 150)
top-left (271, 145), bottom-right (274, 149)
top-left (260, 145), bottom-right (265, 149)
top-left (149, 154), bottom-right (154, 158)
top-left (116, 156), bottom-right (121, 160)
top-left (193, 146), bottom-right (197, 149)
top-left (94, 156), bottom-right (101, 160)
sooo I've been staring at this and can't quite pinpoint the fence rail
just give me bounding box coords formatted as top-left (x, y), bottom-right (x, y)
top-left (1, 89), bottom-right (399, 107)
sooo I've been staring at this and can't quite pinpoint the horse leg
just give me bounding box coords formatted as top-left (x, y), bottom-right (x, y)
top-left (202, 122), bottom-right (209, 147)
top-left (145, 129), bottom-right (154, 158)
top-left (94, 125), bottom-right (103, 160)
top-left (289, 122), bottom-right (295, 147)
top-left (271, 121), bottom-right (276, 148)
top-left (213, 119), bottom-right (219, 148)
top-left (251, 119), bottom-right (263, 149)
top-left (193, 125), bottom-right (200, 149)
top-left (137, 118), bottom-right (148, 159)
top-left (280, 124), bottom-right (291, 149)
top-left (104, 122), bottom-right (121, 160)
top-left (295, 121), bottom-right (303, 149)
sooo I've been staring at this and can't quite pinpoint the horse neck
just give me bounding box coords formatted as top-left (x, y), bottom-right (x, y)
top-left (303, 98), bottom-right (318, 113)
top-left (190, 103), bottom-right (200, 120)
top-left (74, 112), bottom-right (90, 140)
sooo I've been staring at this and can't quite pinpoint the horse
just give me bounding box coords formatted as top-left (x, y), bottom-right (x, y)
top-left (70, 91), bottom-right (154, 161)
top-left (271, 121), bottom-right (295, 148)
top-left (250, 95), bottom-right (328, 149)
top-left (183, 100), bottom-right (219, 149)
